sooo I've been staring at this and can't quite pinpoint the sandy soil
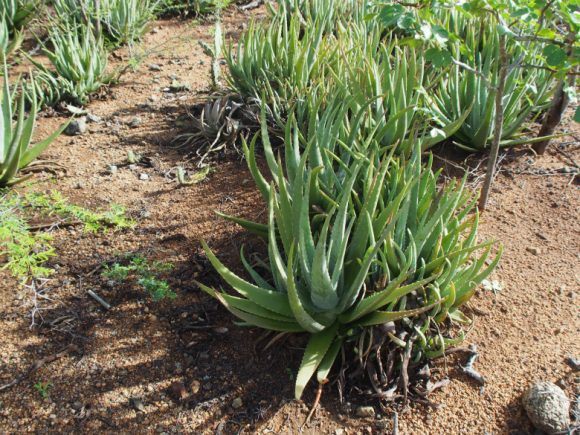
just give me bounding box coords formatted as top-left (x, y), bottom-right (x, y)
top-left (0, 6), bottom-right (578, 434)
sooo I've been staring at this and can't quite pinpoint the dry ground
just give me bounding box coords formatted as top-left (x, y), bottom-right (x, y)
top-left (0, 6), bottom-right (578, 434)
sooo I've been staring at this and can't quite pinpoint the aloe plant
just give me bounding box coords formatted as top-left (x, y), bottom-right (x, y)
top-left (52, 0), bottom-right (157, 45)
top-left (428, 14), bottom-right (553, 151)
top-left (0, 66), bottom-right (66, 187)
top-left (200, 105), bottom-right (502, 398)
top-left (1, 11), bottom-right (26, 58)
top-left (27, 22), bottom-right (112, 106)
top-left (0, 0), bottom-right (37, 33)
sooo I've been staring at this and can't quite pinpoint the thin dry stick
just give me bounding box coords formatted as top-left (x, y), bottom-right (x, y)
top-left (0, 344), bottom-right (78, 392)
top-left (479, 33), bottom-right (508, 211)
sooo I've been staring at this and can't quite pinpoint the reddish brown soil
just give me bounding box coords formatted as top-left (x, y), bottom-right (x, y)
top-left (1, 6), bottom-right (579, 434)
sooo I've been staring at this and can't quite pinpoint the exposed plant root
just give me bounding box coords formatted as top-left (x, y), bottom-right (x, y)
top-left (302, 380), bottom-right (327, 429)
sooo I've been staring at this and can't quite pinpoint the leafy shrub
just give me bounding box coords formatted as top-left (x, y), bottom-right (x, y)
top-left (102, 256), bottom-right (176, 301)
top-left (0, 66), bottom-right (66, 187)
top-left (0, 193), bottom-right (55, 281)
top-left (200, 104), bottom-right (502, 398)
top-left (1, 189), bottom-right (135, 283)
top-left (27, 22), bottom-right (112, 106)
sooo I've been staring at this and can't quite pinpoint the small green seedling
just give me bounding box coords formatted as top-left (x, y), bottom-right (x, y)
top-left (102, 256), bottom-right (176, 301)
top-left (34, 381), bottom-right (52, 399)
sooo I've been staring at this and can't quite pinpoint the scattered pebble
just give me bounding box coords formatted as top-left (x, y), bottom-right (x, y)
top-left (214, 327), bottom-right (229, 334)
top-left (65, 117), bottom-right (87, 136)
top-left (148, 63), bottom-right (162, 71)
top-left (522, 382), bottom-right (570, 434)
top-left (129, 397), bottom-right (146, 412)
top-left (108, 165), bottom-right (118, 175)
top-left (86, 113), bottom-right (102, 123)
top-left (526, 247), bottom-right (541, 255)
top-left (190, 380), bottom-right (201, 394)
top-left (232, 397), bottom-right (243, 409)
top-left (129, 116), bottom-right (143, 128)
top-left (169, 80), bottom-right (191, 92)
top-left (355, 406), bottom-right (375, 418)
top-left (565, 356), bottom-right (580, 371)
top-left (139, 173), bottom-right (150, 181)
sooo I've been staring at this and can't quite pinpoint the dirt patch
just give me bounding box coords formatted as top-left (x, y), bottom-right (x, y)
top-left (1, 6), bottom-right (579, 434)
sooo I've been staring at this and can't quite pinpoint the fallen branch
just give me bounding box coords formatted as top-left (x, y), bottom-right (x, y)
top-left (87, 290), bottom-right (111, 310)
top-left (0, 344), bottom-right (78, 392)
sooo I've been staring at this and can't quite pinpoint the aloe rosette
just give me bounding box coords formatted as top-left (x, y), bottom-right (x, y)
top-left (198, 115), bottom-right (502, 398)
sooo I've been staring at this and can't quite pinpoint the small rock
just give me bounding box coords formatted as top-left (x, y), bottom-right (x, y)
top-left (214, 327), bottom-right (229, 334)
top-left (169, 382), bottom-right (188, 401)
top-left (522, 382), bottom-right (570, 434)
top-left (86, 113), bottom-right (102, 123)
top-left (565, 356), bottom-right (580, 371)
top-left (139, 173), bottom-right (149, 181)
top-left (73, 181), bottom-right (84, 189)
top-left (190, 380), bottom-right (201, 394)
top-left (169, 80), bottom-right (191, 92)
top-left (71, 401), bottom-right (83, 411)
top-left (108, 165), bottom-right (118, 175)
top-left (129, 397), bottom-right (146, 412)
top-left (148, 63), bottom-right (162, 71)
top-left (148, 95), bottom-right (158, 102)
top-left (526, 247), bottom-right (541, 255)
top-left (65, 117), bottom-right (87, 136)
top-left (129, 116), bottom-right (142, 128)
top-left (232, 397), bottom-right (243, 409)
top-left (355, 406), bottom-right (375, 418)
top-left (334, 429), bottom-right (345, 435)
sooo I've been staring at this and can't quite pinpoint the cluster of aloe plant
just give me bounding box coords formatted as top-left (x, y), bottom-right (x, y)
top-left (200, 86), bottom-right (502, 398)
top-left (0, 0), bottom-right (37, 57)
top-left (0, 0), bottom-right (37, 33)
top-left (0, 65), bottom-right (66, 187)
top-left (158, 0), bottom-right (232, 16)
top-left (426, 10), bottom-right (554, 151)
top-left (52, 0), bottom-right (158, 46)
top-left (224, 0), bottom-right (554, 154)
top-left (27, 22), bottom-right (113, 107)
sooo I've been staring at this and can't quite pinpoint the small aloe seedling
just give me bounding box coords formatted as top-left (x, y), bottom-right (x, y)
top-left (199, 19), bottom-right (223, 90)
